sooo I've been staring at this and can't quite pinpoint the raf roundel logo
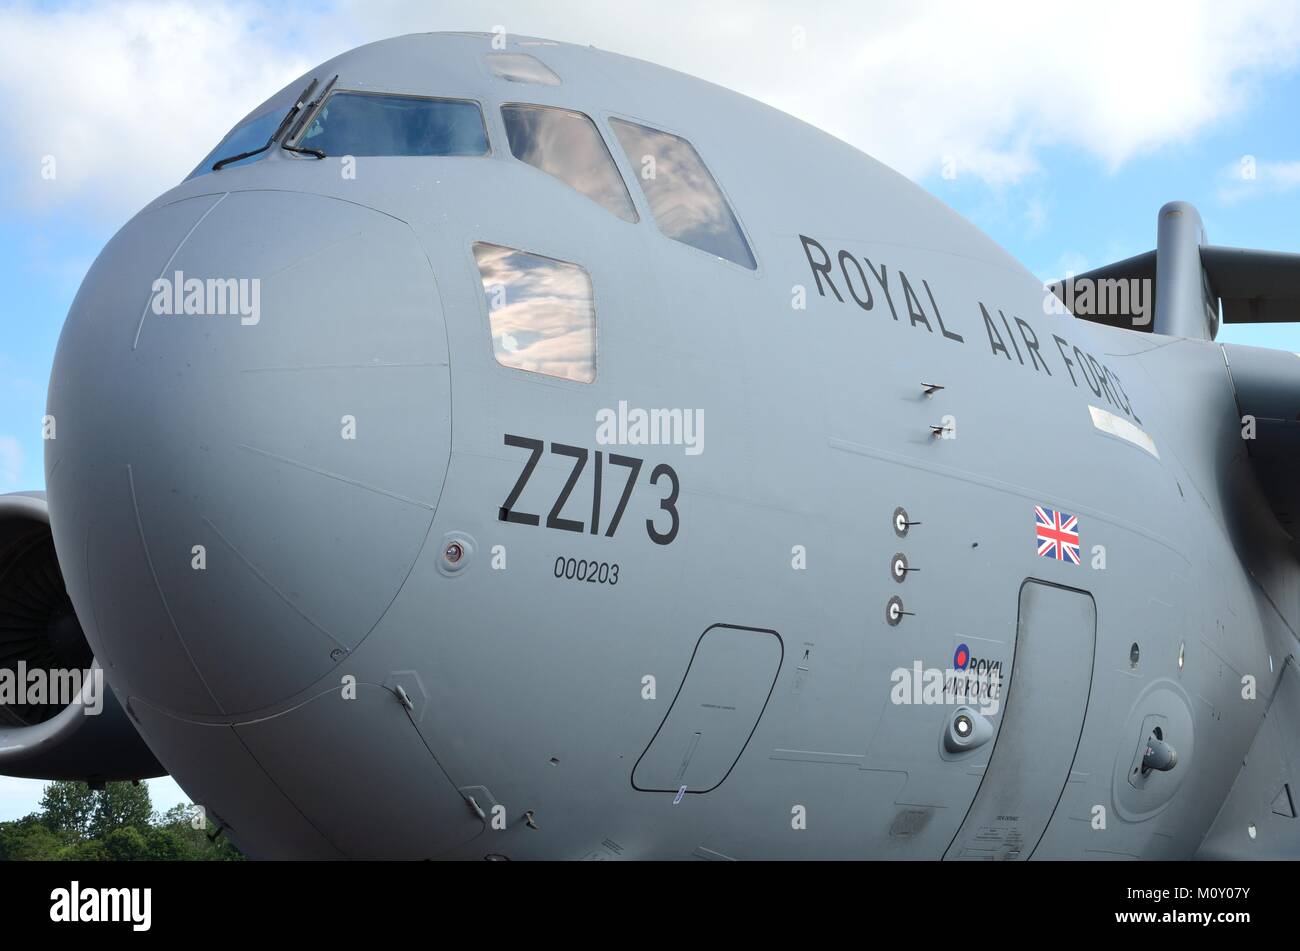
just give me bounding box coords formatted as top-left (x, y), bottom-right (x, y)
top-left (953, 643), bottom-right (971, 670)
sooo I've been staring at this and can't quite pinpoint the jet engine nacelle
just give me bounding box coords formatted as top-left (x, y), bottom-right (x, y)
top-left (0, 491), bottom-right (163, 784)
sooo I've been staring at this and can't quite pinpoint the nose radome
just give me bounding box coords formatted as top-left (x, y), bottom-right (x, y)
top-left (47, 190), bottom-right (451, 717)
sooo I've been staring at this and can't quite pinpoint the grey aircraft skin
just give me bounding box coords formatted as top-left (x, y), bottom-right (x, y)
top-left (2, 31), bottom-right (1300, 860)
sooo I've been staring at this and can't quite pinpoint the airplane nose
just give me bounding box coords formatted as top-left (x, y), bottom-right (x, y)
top-left (46, 190), bottom-right (451, 717)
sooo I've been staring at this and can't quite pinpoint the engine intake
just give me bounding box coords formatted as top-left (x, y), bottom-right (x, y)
top-left (0, 492), bottom-right (163, 783)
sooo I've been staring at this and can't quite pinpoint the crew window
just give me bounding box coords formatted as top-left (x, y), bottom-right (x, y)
top-left (486, 52), bottom-right (561, 86)
top-left (500, 105), bottom-right (637, 222)
top-left (609, 118), bottom-right (756, 269)
top-left (188, 109), bottom-right (283, 178)
top-left (294, 92), bottom-right (489, 157)
top-left (472, 243), bottom-right (596, 383)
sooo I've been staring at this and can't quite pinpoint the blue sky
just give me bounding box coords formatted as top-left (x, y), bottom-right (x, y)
top-left (1, 0), bottom-right (1299, 818)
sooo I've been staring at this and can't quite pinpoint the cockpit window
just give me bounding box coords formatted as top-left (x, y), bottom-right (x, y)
top-left (294, 92), bottom-right (489, 157)
top-left (188, 109), bottom-right (283, 179)
top-left (486, 52), bottom-right (561, 85)
top-left (500, 105), bottom-right (637, 222)
top-left (609, 118), bottom-right (756, 270)
top-left (473, 242), bottom-right (596, 383)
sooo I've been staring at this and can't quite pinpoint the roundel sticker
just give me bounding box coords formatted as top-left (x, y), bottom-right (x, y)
top-left (953, 643), bottom-right (971, 670)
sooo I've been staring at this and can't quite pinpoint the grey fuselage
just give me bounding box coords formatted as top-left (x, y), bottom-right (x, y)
top-left (43, 32), bottom-right (1298, 859)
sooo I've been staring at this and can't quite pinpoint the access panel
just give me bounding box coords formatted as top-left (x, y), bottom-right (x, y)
top-left (944, 580), bottom-right (1096, 859)
top-left (632, 624), bottom-right (782, 795)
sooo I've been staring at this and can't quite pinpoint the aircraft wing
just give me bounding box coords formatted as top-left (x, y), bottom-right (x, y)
top-left (1204, 246), bottom-right (1300, 325)
top-left (1051, 244), bottom-right (1300, 330)
top-left (1052, 241), bottom-right (1300, 536)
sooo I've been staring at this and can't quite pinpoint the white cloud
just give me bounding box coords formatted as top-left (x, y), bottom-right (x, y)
top-left (342, 0), bottom-right (1300, 184)
top-left (1218, 156), bottom-right (1300, 202)
top-left (0, 1), bottom-right (337, 221)
top-left (0, 436), bottom-right (24, 491)
top-left (1, 0), bottom-right (1298, 222)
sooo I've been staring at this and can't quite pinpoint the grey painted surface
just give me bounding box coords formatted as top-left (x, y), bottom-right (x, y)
top-left (1199, 658), bottom-right (1300, 859)
top-left (7, 32), bottom-right (1294, 858)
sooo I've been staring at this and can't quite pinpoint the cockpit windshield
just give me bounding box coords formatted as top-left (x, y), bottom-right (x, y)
top-left (187, 109), bottom-right (284, 179)
top-left (294, 92), bottom-right (489, 157)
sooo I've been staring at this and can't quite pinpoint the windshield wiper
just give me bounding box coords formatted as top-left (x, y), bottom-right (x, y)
top-left (281, 74), bottom-right (339, 160)
top-left (212, 77), bottom-right (320, 171)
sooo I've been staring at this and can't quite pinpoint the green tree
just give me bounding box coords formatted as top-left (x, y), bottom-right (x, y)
top-left (87, 781), bottom-right (153, 840)
top-left (0, 815), bottom-right (62, 861)
top-left (61, 837), bottom-right (108, 861)
top-left (36, 780), bottom-right (97, 837)
top-left (150, 804), bottom-right (244, 861)
top-left (0, 779), bottom-right (243, 861)
top-left (103, 825), bottom-right (150, 861)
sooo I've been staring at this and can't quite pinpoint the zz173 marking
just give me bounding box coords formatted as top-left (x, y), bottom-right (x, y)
top-left (499, 434), bottom-right (680, 546)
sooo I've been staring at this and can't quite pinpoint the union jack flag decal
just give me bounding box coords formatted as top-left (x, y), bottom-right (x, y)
top-left (1035, 505), bottom-right (1080, 565)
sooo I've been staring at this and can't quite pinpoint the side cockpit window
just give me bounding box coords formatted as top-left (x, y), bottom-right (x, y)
top-left (501, 105), bottom-right (637, 222)
top-left (295, 92), bottom-right (489, 156)
top-left (473, 242), bottom-right (596, 383)
top-left (609, 118), bottom-right (756, 270)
